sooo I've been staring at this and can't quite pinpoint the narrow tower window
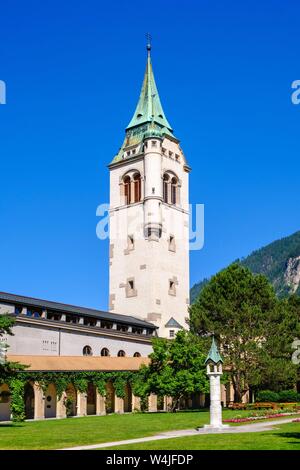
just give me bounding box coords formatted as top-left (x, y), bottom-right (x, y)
top-left (168, 235), bottom-right (176, 252)
top-left (126, 278), bottom-right (137, 297)
top-left (169, 280), bottom-right (176, 296)
top-left (128, 235), bottom-right (134, 250)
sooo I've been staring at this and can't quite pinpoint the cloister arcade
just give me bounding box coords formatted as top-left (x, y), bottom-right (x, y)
top-left (0, 380), bottom-right (180, 421)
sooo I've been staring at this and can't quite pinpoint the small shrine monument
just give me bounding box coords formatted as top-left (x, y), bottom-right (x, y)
top-left (203, 336), bottom-right (229, 430)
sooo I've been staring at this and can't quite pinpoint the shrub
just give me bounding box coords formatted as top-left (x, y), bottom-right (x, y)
top-left (256, 390), bottom-right (279, 402)
top-left (278, 390), bottom-right (300, 403)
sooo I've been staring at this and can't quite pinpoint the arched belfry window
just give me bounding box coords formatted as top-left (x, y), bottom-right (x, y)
top-left (171, 177), bottom-right (178, 205)
top-left (163, 172), bottom-right (179, 206)
top-left (124, 176), bottom-right (131, 205)
top-left (163, 174), bottom-right (169, 203)
top-left (122, 171), bottom-right (142, 205)
top-left (133, 173), bottom-right (141, 203)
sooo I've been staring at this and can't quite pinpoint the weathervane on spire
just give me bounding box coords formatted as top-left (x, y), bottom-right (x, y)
top-left (146, 33), bottom-right (152, 55)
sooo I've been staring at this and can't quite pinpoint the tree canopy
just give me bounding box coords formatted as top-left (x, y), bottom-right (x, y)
top-left (0, 314), bottom-right (25, 377)
top-left (133, 330), bottom-right (209, 410)
top-left (189, 263), bottom-right (299, 401)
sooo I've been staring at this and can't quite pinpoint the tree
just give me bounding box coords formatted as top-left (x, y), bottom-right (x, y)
top-left (0, 314), bottom-right (25, 377)
top-left (260, 295), bottom-right (300, 391)
top-left (133, 330), bottom-right (209, 410)
top-left (189, 263), bottom-right (297, 402)
top-left (0, 314), bottom-right (15, 337)
top-left (0, 314), bottom-right (15, 365)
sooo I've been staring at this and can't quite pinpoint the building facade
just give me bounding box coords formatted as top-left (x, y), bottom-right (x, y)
top-left (109, 43), bottom-right (190, 338)
top-left (0, 292), bottom-right (156, 358)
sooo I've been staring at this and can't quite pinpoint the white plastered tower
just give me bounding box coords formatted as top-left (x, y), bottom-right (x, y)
top-left (108, 43), bottom-right (190, 338)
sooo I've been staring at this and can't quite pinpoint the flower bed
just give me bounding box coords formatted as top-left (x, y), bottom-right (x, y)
top-left (292, 418), bottom-right (300, 423)
top-left (224, 412), bottom-right (300, 423)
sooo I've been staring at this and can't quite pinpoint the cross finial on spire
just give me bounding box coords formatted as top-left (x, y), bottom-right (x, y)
top-left (146, 33), bottom-right (152, 56)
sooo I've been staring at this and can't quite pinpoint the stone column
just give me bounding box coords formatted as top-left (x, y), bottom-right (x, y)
top-left (132, 394), bottom-right (141, 412)
top-left (57, 391), bottom-right (67, 419)
top-left (227, 382), bottom-right (235, 403)
top-left (242, 390), bottom-right (250, 404)
top-left (33, 382), bottom-right (45, 420)
top-left (96, 390), bottom-right (106, 415)
top-left (199, 393), bottom-right (206, 408)
top-left (130, 180), bottom-right (135, 204)
top-left (209, 374), bottom-right (222, 427)
top-left (114, 395), bottom-right (124, 414)
top-left (221, 384), bottom-right (227, 407)
top-left (203, 365), bottom-right (229, 430)
top-left (164, 396), bottom-right (172, 412)
top-left (148, 393), bottom-right (157, 412)
top-left (77, 391), bottom-right (87, 417)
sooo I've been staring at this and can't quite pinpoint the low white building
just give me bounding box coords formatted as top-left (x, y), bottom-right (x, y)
top-left (0, 292), bottom-right (156, 358)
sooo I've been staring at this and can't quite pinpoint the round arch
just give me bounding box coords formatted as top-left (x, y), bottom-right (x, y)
top-left (0, 384), bottom-right (11, 421)
top-left (87, 382), bottom-right (96, 415)
top-left (24, 382), bottom-right (35, 420)
top-left (121, 169), bottom-right (143, 205)
top-left (101, 347), bottom-right (110, 356)
top-left (124, 383), bottom-right (132, 412)
top-left (162, 171), bottom-right (180, 205)
top-left (83, 345), bottom-right (93, 356)
top-left (105, 381), bottom-right (115, 414)
top-left (65, 384), bottom-right (77, 417)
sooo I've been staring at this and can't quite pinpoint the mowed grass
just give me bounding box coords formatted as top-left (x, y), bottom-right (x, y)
top-left (0, 409), bottom-right (251, 450)
top-left (100, 422), bottom-right (300, 451)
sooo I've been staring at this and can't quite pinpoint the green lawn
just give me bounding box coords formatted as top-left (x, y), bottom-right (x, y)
top-left (0, 410), bottom-right (250, 450)
top-left (0, 410), bottom-right (298, 450)
top-left (100, 422), bottom-right (300, 450)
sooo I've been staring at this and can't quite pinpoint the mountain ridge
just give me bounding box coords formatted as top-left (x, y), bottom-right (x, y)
top-left (190, 230), bottom-right (300, 303)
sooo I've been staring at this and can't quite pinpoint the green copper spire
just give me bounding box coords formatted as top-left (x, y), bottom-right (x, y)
top-left (110, 38), bottom-right (177, 165)
top-left (126, 41), bottom-right (173, 132)
top-left (205, 336), bottom-right (223, 365)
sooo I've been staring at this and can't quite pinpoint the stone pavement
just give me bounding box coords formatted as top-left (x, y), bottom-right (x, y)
top-left (59, 417), bottom-right (296, 450)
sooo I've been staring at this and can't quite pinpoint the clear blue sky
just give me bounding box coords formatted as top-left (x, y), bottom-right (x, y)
top-left (0, 0), bottom-right (299, 309)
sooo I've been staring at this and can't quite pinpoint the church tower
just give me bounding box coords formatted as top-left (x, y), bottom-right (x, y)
top-left (108, 41), bottom-right (190, 338)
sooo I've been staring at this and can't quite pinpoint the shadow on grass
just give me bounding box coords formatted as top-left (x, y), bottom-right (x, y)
top-left (277, 432), bottom-right (300, 440)
top-left (0, 423), bottom-right (24, 428)
top-left (146, 409), bottom-right (210, 414)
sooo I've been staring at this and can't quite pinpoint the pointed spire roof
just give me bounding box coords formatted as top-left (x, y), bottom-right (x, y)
top-left (126, 43), bottom-right (173, 132)
top-left (205, 336), bottom-right (223, 365)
